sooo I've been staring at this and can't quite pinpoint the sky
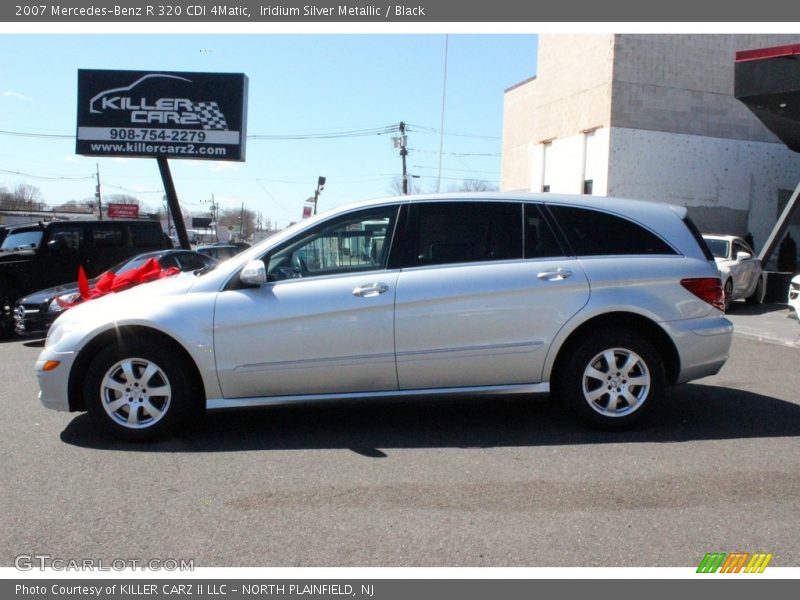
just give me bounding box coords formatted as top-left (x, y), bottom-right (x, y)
top-left (0, 34), bottom-right (538, 228)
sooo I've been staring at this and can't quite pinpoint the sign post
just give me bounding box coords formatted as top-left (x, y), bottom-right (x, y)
top-left (76, 69), bottom-right (248, 248)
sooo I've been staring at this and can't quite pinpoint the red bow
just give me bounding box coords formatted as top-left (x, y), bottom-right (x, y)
top-left (59, 258), bottom-right (180, 308)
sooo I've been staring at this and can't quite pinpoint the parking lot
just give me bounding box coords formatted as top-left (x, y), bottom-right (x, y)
top-left (2, 310), bottom-right (800, 568)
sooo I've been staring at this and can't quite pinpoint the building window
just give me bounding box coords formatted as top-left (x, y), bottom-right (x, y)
top-left (582, 129), bottom-right (599, 196)
top-left (541, 141), bottom-right (553, 193)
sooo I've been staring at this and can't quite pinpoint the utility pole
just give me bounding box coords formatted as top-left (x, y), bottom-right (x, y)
top-left (164, 196), bottom-right (172, 240)
top-left (202, 194), bottom-right (219, 241)
top-left (393, 122), bottom-right (409, 194)
top-left (313, 176), bottom-right (326, 215)
top-left (212, 194), bottom-right (219, 241)
top-left (239, 202), bottom-right (245, 241)
top-left (95, 163), bottom-right (103, 220)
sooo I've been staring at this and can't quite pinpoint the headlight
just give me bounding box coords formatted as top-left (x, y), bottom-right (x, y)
top-left (45, 321), bottom-right (65, 348)
top-left (48, 292), bottom-right (81, 313)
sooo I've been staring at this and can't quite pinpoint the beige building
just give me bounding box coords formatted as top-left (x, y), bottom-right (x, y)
top-left (501, 34), bottom-right (800, 249)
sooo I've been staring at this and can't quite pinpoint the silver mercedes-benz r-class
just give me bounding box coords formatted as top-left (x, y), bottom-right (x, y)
top-left (36, 193), bottom-right (732, 440)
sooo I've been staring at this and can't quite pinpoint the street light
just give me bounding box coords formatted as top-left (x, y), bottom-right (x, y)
top-left (313, 176), bottom-right (326, 215)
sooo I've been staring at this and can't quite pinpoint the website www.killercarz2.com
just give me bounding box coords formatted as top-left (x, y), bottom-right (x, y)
top-left (89, 142), bottom-right (228, 156)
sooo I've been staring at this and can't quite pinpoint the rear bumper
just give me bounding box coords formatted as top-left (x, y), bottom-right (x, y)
top-left (664, 315), bottom-right (733, 383)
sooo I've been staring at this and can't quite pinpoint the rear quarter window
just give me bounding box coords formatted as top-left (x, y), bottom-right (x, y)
top-left (548, 205), bottom-right (676, 256)
top-left (682, 216), bottom-right (716, 261)
top-left (130, 223), bottom-right (166, 248)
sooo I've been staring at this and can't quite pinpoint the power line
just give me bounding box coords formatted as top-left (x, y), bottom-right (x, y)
top-left (0, 168), bottom-right (93, 181)
top-left (0, 123), bottom-right (501, 142)
top-left (410, 148), bottom-right (500, 157)
top-left (0, 129), bottom-right (73, 139)
top-left (406, 123), bottom-right (501, 140)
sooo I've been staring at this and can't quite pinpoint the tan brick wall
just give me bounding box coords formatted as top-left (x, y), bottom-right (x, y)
top-left (611, 34), bottom-right (800, 141)
top-left (501, 34), bottom-right (614, 191)
top-left (502, 34), bottom-right (800, 192)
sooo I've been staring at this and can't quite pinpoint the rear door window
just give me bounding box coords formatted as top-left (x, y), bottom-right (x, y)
top-left (395, 201), bottom-right (523, 268)
top-left (524, 204), bottom-right (565, 258)
top-left (49, 225), bottom-right (87, 250)
top-left (548, 205), bottom-right (676, 256)
top-left (90, 224), bottom-right (125, 249)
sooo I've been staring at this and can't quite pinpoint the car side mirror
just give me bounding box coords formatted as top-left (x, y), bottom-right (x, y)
top-left (736, 251), bottom-right (752, 262)
top-left (47, 238), bottom-right (66, 252)
top-left (239, 260), bottom-right (267, 286)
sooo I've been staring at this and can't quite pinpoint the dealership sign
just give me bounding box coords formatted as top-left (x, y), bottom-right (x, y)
top-left (76, 69), bottom-right (248, 161)
top-left (106, 203), bottom-right (140, 219)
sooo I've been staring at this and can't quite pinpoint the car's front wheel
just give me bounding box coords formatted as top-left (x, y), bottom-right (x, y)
top-left (723, 279), bottom-right (733, 312)
top-left (0, 288), bottom-right (17, 340)
top-left (558, 330), bottom-right (665, 429)
top-left (84, 339), bottom-right (199, 440)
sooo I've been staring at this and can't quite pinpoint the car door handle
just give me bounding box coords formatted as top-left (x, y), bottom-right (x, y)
top-left (537, 268), bottom-right (573, 281)
top-left (353, 282), bottom-right (390, 298)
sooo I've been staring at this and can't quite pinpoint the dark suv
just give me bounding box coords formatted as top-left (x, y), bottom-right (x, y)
top-left (0, 220), bottom-right (171, 338)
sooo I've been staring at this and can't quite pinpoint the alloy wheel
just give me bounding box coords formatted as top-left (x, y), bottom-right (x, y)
top-left (581, 347), bottom-right (651, 418)
top-left (100, 357), bottom-right (172, 429)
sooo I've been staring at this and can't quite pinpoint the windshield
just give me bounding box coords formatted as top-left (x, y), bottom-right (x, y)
top-left (704, 238), bottom-right (729, 259)
top-left (0, 229), bottom-right (43, 251)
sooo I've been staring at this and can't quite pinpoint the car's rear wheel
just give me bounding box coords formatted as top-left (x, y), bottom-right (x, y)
top-left (558, 330), bottom-right (665, 429)
top-left (84, 339), bottom-right (198, 440)
top-left (746, 276), bottom-right (764, 305)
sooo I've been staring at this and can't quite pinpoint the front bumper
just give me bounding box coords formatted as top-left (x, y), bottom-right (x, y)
top-left (35, 348), bottom-right (77, 412)
top-left (789, 280), bottom-right (800, 314)
top-left (15, 302), bottom-right (55, 337)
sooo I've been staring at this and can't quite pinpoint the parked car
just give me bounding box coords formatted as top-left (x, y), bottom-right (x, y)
top-left (701, 234), bottom-right (765, 312)
top-left (15, 249), bottom-right (217, 337)
top-left (195, 244), bottom-right (241, 262)
top-left (36, 193), bottom-right (732, 440)
top-left (0, 219), bottom-right (171, 338)
top-left (789, 275), bottom-right (800, 317)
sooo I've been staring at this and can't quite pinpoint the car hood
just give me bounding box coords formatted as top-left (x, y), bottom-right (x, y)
top-left (17, 282), bottom-right (80, 305)
top-left (50, 271), bottom-right (200, 330)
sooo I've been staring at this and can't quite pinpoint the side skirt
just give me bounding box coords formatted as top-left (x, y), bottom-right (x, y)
top-left (207, 383), bottom-right (551, 411)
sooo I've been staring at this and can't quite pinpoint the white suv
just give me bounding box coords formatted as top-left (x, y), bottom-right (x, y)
top-left (36, 193), bottom-right (732, 440)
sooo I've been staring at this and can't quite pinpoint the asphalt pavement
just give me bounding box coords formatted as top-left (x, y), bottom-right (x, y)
top-left (1, 320), bottom-right (799, 569)
top-left (726, 301), bottom-right (800, 348)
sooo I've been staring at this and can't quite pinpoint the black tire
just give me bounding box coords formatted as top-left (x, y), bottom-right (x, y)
top-left (0, 289), bottom-right (16, 340)
top-left (84, 338), bottom-right (200, 441)
top-left (745, 276), bottom-right (764, 305)
top-left (557, 329), bottom-right (665, 430)
top-left (723, 279), bottom-right (733, 313)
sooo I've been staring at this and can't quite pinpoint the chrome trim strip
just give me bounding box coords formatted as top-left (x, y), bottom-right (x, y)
top-left (234, 352), bottom-right (396, 373)
top-left (234, 340), bottom-right (543, 373)
top-left (207, 382), bottom-right (550, 411)
top-left (396, 340), bottom-right (544, 361)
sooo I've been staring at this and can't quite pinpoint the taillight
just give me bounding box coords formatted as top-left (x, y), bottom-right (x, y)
top-left (681, 278), bottom-right (725, 311)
